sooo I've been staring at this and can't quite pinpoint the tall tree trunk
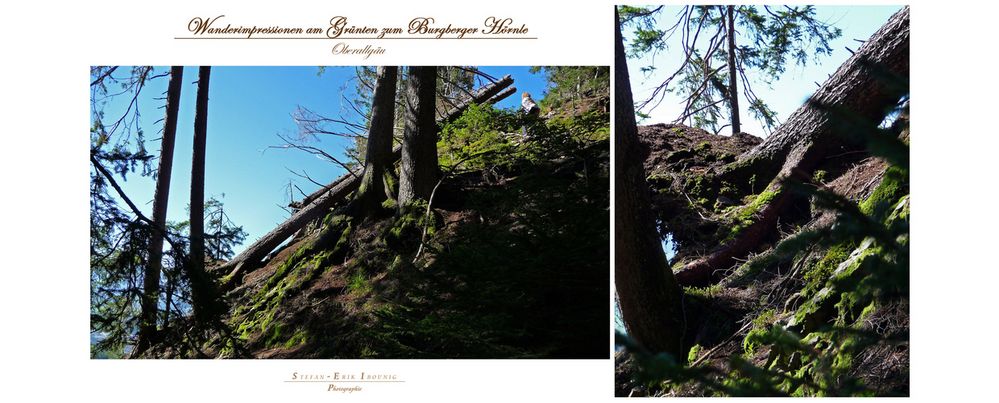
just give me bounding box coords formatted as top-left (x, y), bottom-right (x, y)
top-left (352, 66), bottom-right (398, 216)
top-left (615, 9), bottom-right (687, 359)
top-left (136, 66), bottom-right (183, 354)
top-left (189, 66), bottom-right (216, 326)
top-left (726, 5), bottom-right (741, 135)
top-left (398, 66), bottom-right (439, 206)
top-left (219, 75), bottom-right (514, 288)
top-left (677, 6), bottom-right (910, 287)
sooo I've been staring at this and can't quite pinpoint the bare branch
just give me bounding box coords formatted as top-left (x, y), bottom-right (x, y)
top-left (91, 66), bottom-right (119, 87)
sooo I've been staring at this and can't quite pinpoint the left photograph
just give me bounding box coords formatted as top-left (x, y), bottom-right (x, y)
top-left (90, 66), bottom-right (610, 359)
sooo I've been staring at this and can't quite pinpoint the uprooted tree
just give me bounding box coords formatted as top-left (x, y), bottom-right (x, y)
top-left (615, 5), bottom-right (909, 397)
top-left (674, 6), bottom-right (909, 287)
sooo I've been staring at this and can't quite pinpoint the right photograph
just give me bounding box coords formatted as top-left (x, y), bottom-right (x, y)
top-left (614, 4), bottom-right (909, 397)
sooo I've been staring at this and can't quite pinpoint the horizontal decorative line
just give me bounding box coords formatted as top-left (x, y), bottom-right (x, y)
top-left (173, 37), bottom-right (537, 40)
top-left (284, 380), bottom-right (406, 383)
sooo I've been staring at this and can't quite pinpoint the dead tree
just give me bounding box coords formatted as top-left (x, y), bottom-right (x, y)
top-left (189, 66), bottom-right (218, 325)
top-left (398, 66), bottom-right (440, 206)
top-left (615, 9), bottom-right (687, 359)
top-left (676, 6), bottom-right (910, 286)
top-left (725, 5), bottom-right (741, 134)
top-left (136, 66), bottom-right (183, 354)
top-left (218, 75), bottom-right (515, 288)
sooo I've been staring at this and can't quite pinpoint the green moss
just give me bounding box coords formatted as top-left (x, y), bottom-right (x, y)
top-left (687, 174), bottom-right (714, 199)
top-left (726, 188), bottom-right (780, 240)
top-left (381, 198), bottom-right (398, 210)
top-left (788, 242), bottom-right (879, 334)
top-left (230, 214), bottom-right (356, 348)
top-left (684, 284), bottom-right (723, 298)
top-left (802, 243), bottom-right (854, 299)
top-left (859, 166), bottom-right (907, 218)
top-left (284, 329), bottom-right (309, 348)
top-left (742, 309), bottom-right (778, 355)
top-left (812, 170), bottom-right (827, 183)
top-left (688, 344), bottom-right (703, 362)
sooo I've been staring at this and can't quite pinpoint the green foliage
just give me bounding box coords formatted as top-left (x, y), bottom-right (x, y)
top-left (438, 103), bottom-right (521, 172)
top-left (438, 103), bottom-right (609, 173)
top-left (742, 309), bottom-right (778, 355)
top-left (528, 66), bottom-right (609, 112)
top-left (620, 5), bottom-right (842, 134)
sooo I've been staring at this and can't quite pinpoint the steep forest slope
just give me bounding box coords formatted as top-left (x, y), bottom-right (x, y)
top-left (149, 95), bottom-right (610, 359)
top-left (617, 116), bottom-right (908, 396)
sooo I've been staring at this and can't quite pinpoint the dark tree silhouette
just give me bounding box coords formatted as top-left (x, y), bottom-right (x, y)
top-left (615, 8), bottom-right (687, 359)
top-left (725, 5), bottom-right (741, 134)
top-left (189, 66), bottom-right (218, 326)
top-left (136, 66), bottom-right (183, 354)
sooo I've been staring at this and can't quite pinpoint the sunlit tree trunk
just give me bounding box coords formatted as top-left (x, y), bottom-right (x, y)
top-left (352, 66), bottom-right (398, 216)
top-left (398, 66), bottom-right (439, 206)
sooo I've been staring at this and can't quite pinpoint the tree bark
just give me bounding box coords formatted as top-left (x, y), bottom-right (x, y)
top-left (398, 66), bottom-right (440, 206)
top-left (351, 66), bottom-right (398, 215)
top-left (189, 66), bottom-right (217, 325)
top-left (136, 66), bottom-right (183, 354)
top-left (726, 5), bottom-right (741, 135)
top-left (677, 6), bottom-right (910, 287)
top-left (726, 6), bottom-right (909, 185)
top-left (615, 9), bottom-right (687, 360)
top-left (220, 75), bottom-right (515, 287)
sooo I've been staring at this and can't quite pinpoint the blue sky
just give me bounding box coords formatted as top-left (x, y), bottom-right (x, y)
top-left (625, 5), bottom-right (904, 137)
top-left (95, 66), bottom-right (547, 251)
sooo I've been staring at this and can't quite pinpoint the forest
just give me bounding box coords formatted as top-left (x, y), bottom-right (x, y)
top-left (614, 5), bottom-right (909, 396)
top-left (90, 65), bottom-right (610, 359)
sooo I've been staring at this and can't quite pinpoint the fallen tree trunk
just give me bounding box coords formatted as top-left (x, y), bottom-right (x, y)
top-left (676, 6), bottom-right (909, 287)
top-left (290, 76), bottom-right (515, 209)
top-left (220, 75), bottom-right (515, 286)
top-left (723, 6), bottom-right (909, 188)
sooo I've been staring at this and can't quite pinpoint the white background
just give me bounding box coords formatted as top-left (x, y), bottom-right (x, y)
top-left (1, 0), bottom-right (997, 401)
